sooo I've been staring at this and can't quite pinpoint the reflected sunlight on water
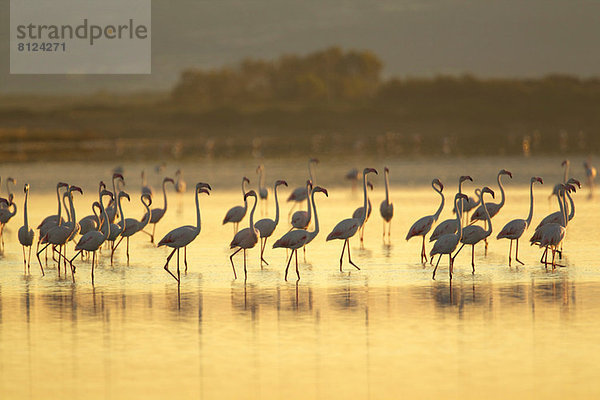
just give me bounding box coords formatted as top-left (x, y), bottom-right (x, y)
top-left (0, 156), bottom-right (599, 399)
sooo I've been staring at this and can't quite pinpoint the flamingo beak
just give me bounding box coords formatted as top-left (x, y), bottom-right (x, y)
top-left (200, 188), bottom-right (210, 195)
top-left (114, 173), bottom-right (124, 180)
top-left (384, 167), bottom-right (389, 173)
top-left (198, 182), bottom-right (211, 190)
top-left (279, 180), bottom-right (288, 187)
top-left (537, 177), bottom-right (544, 184)
top-left (243, 177), bottom-right (250, 184)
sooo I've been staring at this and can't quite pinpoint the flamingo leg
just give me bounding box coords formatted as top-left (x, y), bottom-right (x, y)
top-left (260, 237), bottom-right (269, 267)
top-left (113, 235), bottom-right (125, 258)
top-left (22, 246), bottom-right (27, 273)
top-left (177, 248), bottom-right (180, 283)
top-left (36, 243), bottom-right (50, 275)
top-left (382, 220), bottom-right (385, 239)
top-left (243, 249), bottom-right (247, 280)
top-left (339, 240), bottom-right (347, 272)
top-left (347, 240), bottom-right (360, 270)
top-left (91, 251), bottom-right (96, 285)
top-left (295, 249), bottom-right (300, 280)
top-left (184, 247), bottom-right (188, 272)
top-left (432, 254), bottom-right (442, 280)
top-left (284, 249), bottom-right (294, 281)
top-left (163, 247), bottom-right (179, 282)
top-left (27, 246), bottom-right (32, 272)
top-left (303, 245), bottom-right (306, 262)
top-left (452, 244), bottom-right (465, 263)
top-left (540, 247), bottom-right (548, 264)
top-left (449, 254), bottom-right (453, 280)
top-left (421, 236), bottom-right (428, 264)
top-left (484, 219), bottom-right (488, 255)
top-left (151, 223), bottom-right (156, 244)
top-left (110, 241), bottom-right (114, 265)
top-left (126, 237), bottom-right (130, 264)
top-left (388, 222), bottom-right (391, 240)
top-left (515, 239), bottom-right (524, 265)
top-left (229, 248), bottom-right (242, 279)
top-left (69, 250), bottom-right (83, 267)
top-left (508, 240), bottom-right (513, 266)
top-left (471, 245), bottom-right (475, 273)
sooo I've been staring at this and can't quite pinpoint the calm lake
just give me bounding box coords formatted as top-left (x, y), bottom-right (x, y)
top-left (0, 155), bottom-right (599, 399)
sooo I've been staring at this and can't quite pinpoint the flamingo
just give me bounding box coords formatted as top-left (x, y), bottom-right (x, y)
top-left (175, 169), bottom-right (187, 193)
top-left (69, 190), bottom-right (114, 284)
top-left (18, 184), bottom-right (35, 273)
top-left (327, 168), bottom-right (378, 272)
top-left (37, 185), bottom-right (83, 278)
top-left (290, 180), bottom-right (313, 230)
top-left (430, 176), bottom-right (473, 242)
top-left (223, 176), bottom-right (250, 234)
top-left (496, 177), bottom-right (543, 266)
top-left (0, 193), bottom-right (17, 252)
top-left (274, 186), bottom-right (328, 280)
top-left (105, 173), bottom-right (124, 223)
top-left (106, 191), bottom-right (130, 265)
top-left (287, 158), bottom-right (318, 215)
top-left (254, 180), bottom-right (288, 266)
top-left (141, 170), bottom-right (153, 197)
top-left (352, 181), bottom-right (373, 244)
top-left (112, 194), bottom-right (152, 264)
top-left (379, 167), bottom-right (394, 241)
top-left (142, 177), bottom-right (175, 243)
top-left (430, 193), bottom-right (469, 280)
top-left (536, 178), bottom-right (581, 229)
top-left (37, 182), bottom-right (68, 265)
top-left (158, 183), bottom-right (211, 283)
top-left (453, 187), bottom-right (495, 273)
top-left (584, 161), bottom-right (596, 199)
top-left (345, 168), bottom-right (360, 193)
top-left (1, 177), bottom-right (16, 209)
top-left (531, 184), bottom-right (570, 269)
top-left (256, 165), bottom-right (268, 214)
top-left (229, 190), bottom-right (259, 280)
top-left (406, 178), bottom-right (444, 264)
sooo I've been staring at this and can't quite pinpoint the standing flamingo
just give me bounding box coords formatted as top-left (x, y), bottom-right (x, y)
top-left (175, 169), bottom-right (187, 193)
top-left (106, 173), bottom-right (124, 223)
top-left (453, 187), bottom-right (495, 273)
top-left (274, 186), bottom-right (328, 280)
top-left (112, 194), bottom-right (152, 264)
top-left (229, 190), bottom-right (259, 280)
top-left (531, 184), bottom-right (570, 269)
top-left (352, 181), bottom-right (373, 245)
top-left (142, 177), bottom-right (174, 243)
top-left (379, 167), bottom-right (394, 241)
top-left (1, 177), bottom-right (16, 209)
top-left (430, 176), bottom-right (473, 242)
top-left (37, 182), bottom-right (69, 265)
top-left (0, 192), bottom-right (17, 252)
top-left (327, 168), bottom-right (378, 272)
top-left (158, 183), bottom-right (211, 283)
top-left (496, 177), bottom-right (543, 266)
top-left (254, 180), bottom-right (288, 266)
top-left (37, 185), bottom-right (83, 278)
top-left (584, 161), bottom-right (596, 199)
top-left (18, 184), bottom-right (35, 273)
top-left (287, 158), bottom-right (318, 215)
top-left (291, 180), bottom-right (313, 229)
top-left (406, 178), bottom-right (444, 264)
top-left (223, 176), bottom-right (250, 234)
top-left (430, 193), bottom-right (469, 280)
top-left (141, 170), bottom-right (153, 197)
top-left (69, 190), bottom-right (114, 284)
top-left (106, 191), bottom-right (130, 265)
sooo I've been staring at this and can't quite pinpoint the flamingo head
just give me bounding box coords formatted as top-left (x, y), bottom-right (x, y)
top-left (119, 191), bottom-right (131, 201)
top-left (460, 175), bottom-right (473, 183)
top-left (243, 176), bottom-right (250, 185)
top-left (58, 182), bottom-right (69, 189)
top-left (367, 181), bottom-right (374, 190)
top-left (100, 181), bottom-right (106, 191)
top-left (532, 176), bottom-right (543, 184)
top-left (306, 180), bottom-right (313, 189)
top-left (309, 158), bottom-right (319, 164)
top-left (70, 185), bottom-right (83, 195)
top-left (276, 180), bottom-right (288, 187)
top-left (566, 184), bottom-right (577, 193)
top-left (199, 188), bottom-right (210, 196)
top-left (256, 164), bottom-right (264, 173)
top-left (7, 177), bottom-right (15, 184)
top-left (313, 186), bottom-right (328, 197)
top-left (433, 178), bottom-right (443, 191)
top-left (164, 177), bottom-right (175, 184)
top-left (92, 201), bottom-right (101, 211)
top-left (244, 190), bottom-right (257, 200)
top-left (500, 169), bottom-right (513, 178)
top-left (23, 184), bottom-right (29, 193)
top-left (363, 167), bottom-right (378, 176)
top-left (455, 193), bottom-right (469, 202)
top-left (141, 193), bottom-right (152, 206)
top-left (196, 182), bottom-right (211, 191)
top-left (567, 178), bottom-right (581, 189)
top-left (384, 166), bottom-right (389, 173)
top-left (562, 159), bottom-right (570, 167)
top-left (113, 173), bottom-right (124, 181)
top-left (100, 189), bottom-right (114, 200)
top-left (482, 186), bottom-right (495, 199)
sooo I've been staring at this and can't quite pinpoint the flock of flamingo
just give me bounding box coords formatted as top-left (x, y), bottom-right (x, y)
top-left (0, 158), bottom-right (588, 285)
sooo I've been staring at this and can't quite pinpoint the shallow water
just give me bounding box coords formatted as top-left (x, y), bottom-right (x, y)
top-left (1, 156), bottom-right (599, 399)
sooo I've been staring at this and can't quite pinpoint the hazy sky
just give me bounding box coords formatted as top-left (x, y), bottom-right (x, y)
top-left (1, 0), bottom-right (599, 93)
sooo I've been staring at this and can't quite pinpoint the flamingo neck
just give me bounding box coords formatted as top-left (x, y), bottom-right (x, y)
top-left (56, 184), bottom-right (62, 222)
top-left (525, 180), bottom-right (535, 227)
top-left (309, 162), bottom-right (316, 185)
top-left (432, 184), bottom-right (444, 221)
top-left (100, 198), bottom-right (110, 240)
top-left (558, 189), bottom-right (566, 227)
top-left (117, 195), bottom-right (126, 229)
top-left (195, 189), bottom-right (201, 233)
top-left (305, 183), bottom-right (312, 221)
top-left (359, 172), bottom-right (368, 226)
top-left (139, 200), bottom-right (151, 229)
top-left (273, 184), bottom-right (280, 226)
top-left (248, 196), bottom-right (257, 231)
top-left (24, 190), bottom-right (29, 229)
top-left (161, 180), bottom-right (168, 212)
top-left (63, 194), bottom-right (70, 223)
top-left (242, 179), bottom-right (248, 212)
top-left (497, 172), bottom-right (506, 208)
top-left (455, 197), bottom-right (464, 239)
top-left (309, 190), bottom-right (319, 240)
top-left (68, 192), bottom-right (76, 231)
top-left (384, 170), bottom-right (390, 203)
top-left (565, 189), bottom-right (575, 222)
top-left (480, 192), bottom-right (492, 236)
